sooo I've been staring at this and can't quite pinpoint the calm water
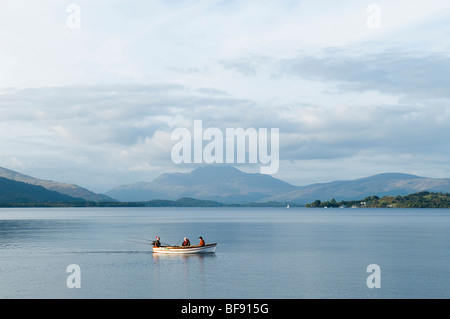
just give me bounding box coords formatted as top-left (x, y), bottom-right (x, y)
top-left (0, 207), bottom-right (449, 299)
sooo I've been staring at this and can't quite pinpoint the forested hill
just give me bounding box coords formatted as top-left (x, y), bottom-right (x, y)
top-left (0, 177), bottom-right (85, 204)
top-left (306, 191), bottom-right (450, 208)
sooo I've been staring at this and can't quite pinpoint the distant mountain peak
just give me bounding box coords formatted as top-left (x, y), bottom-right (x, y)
top-left (189, 165), bottom-right (246, 179)
top-left (106, 165), bottom-right (296, 203)
top-left (361, 172), bottom-right (424, 180)
top-left (106, 167), bottom-right (450, 204)
top-left (191, 165), bottom-right (241, 174)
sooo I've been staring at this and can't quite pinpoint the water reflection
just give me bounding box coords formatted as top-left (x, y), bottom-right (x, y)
top-left (151, 253), bottom-right (217, 298)
top-left (152, 252), bottom-right (216, 260)
top-left (0, 219), bottom-right (89, 250)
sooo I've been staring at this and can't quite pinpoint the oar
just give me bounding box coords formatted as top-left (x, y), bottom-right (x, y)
top-left (131, 237), bottom-right (155, 243)
top-left (126, 240), bottom-right (152, 246)
top-left (174, 238), bottom-right (183, 246)
top-left (128, 238), bottom-right (153, 244)
top-left (135, 237), bottom-right (174, 247)
top-left (131, 237), bottom-right (168, 246)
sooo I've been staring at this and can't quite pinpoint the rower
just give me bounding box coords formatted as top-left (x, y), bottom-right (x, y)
top-left (154, 236), bottom-right (161, 247)
top-left (182, 237), bottom-right (191, 246)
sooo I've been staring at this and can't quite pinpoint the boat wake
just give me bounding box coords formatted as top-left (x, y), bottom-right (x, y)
top-left (72, 250), bottom-right (151, 255)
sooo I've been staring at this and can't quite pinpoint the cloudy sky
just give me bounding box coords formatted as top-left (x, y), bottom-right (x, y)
top-left (1, 0), bottom-right (450, 193)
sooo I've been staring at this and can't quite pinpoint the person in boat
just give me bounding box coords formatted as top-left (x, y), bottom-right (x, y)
top-left (198, 236), bottom-right (205, 246)
top-left (154, 236), bottom-right (161, 247)
top-left (182, 237), bottom-right (191, 246)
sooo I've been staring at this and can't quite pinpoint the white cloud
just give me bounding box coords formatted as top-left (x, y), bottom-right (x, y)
top-left (52, 125), bottom-right (80, 144)
top-left (0, 0), bottom-right (449, 192)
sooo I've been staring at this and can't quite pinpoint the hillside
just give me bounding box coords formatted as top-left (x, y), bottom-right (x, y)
top-left (306, 191), bottom-right (450, 208)
top-left (266, 173), bottom-right (450, 204)
top-left (0, 177), bottom-right (85, 204)
top-left (0, 167), bottom-right (114, 202)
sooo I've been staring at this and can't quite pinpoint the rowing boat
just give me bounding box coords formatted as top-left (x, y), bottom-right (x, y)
top-left (152, 243), bottom-right (217, 254)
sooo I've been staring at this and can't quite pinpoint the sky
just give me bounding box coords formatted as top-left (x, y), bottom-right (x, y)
top-left (1, 0), bottom-right (450, 193)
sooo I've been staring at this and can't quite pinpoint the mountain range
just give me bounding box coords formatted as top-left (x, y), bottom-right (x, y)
top-left (106, 166), bottom-right (450, 204)
top-left (1, 165), bottom-right (450, 205)
top-left (106, 165), bottom-right (297, 203)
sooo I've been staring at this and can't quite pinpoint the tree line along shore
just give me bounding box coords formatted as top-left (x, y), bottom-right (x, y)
top-left (0, 192), bottom-right (449, 208)
top-left (305, 191), bottom-right (450, 208)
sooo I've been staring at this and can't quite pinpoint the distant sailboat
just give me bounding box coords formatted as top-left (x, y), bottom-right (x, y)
top-left (286, 204), bottom-right (290, 208)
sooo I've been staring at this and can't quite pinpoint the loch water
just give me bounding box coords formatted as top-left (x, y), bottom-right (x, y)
top-left (0, 207), bottom-right (449, 299)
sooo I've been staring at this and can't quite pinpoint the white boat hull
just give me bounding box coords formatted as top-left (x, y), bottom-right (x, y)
top-left (152, 243), bottom-right (217, 254)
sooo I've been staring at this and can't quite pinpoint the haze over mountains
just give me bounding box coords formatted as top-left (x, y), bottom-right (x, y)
top-left (106, 166), bottom-right (297, 203)
top-left (106, 166), bottom-right (450, 204)
top-left (267, 172), bottom-right (450, 204)
top-left (1, 165), bottom-right (450, 205)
